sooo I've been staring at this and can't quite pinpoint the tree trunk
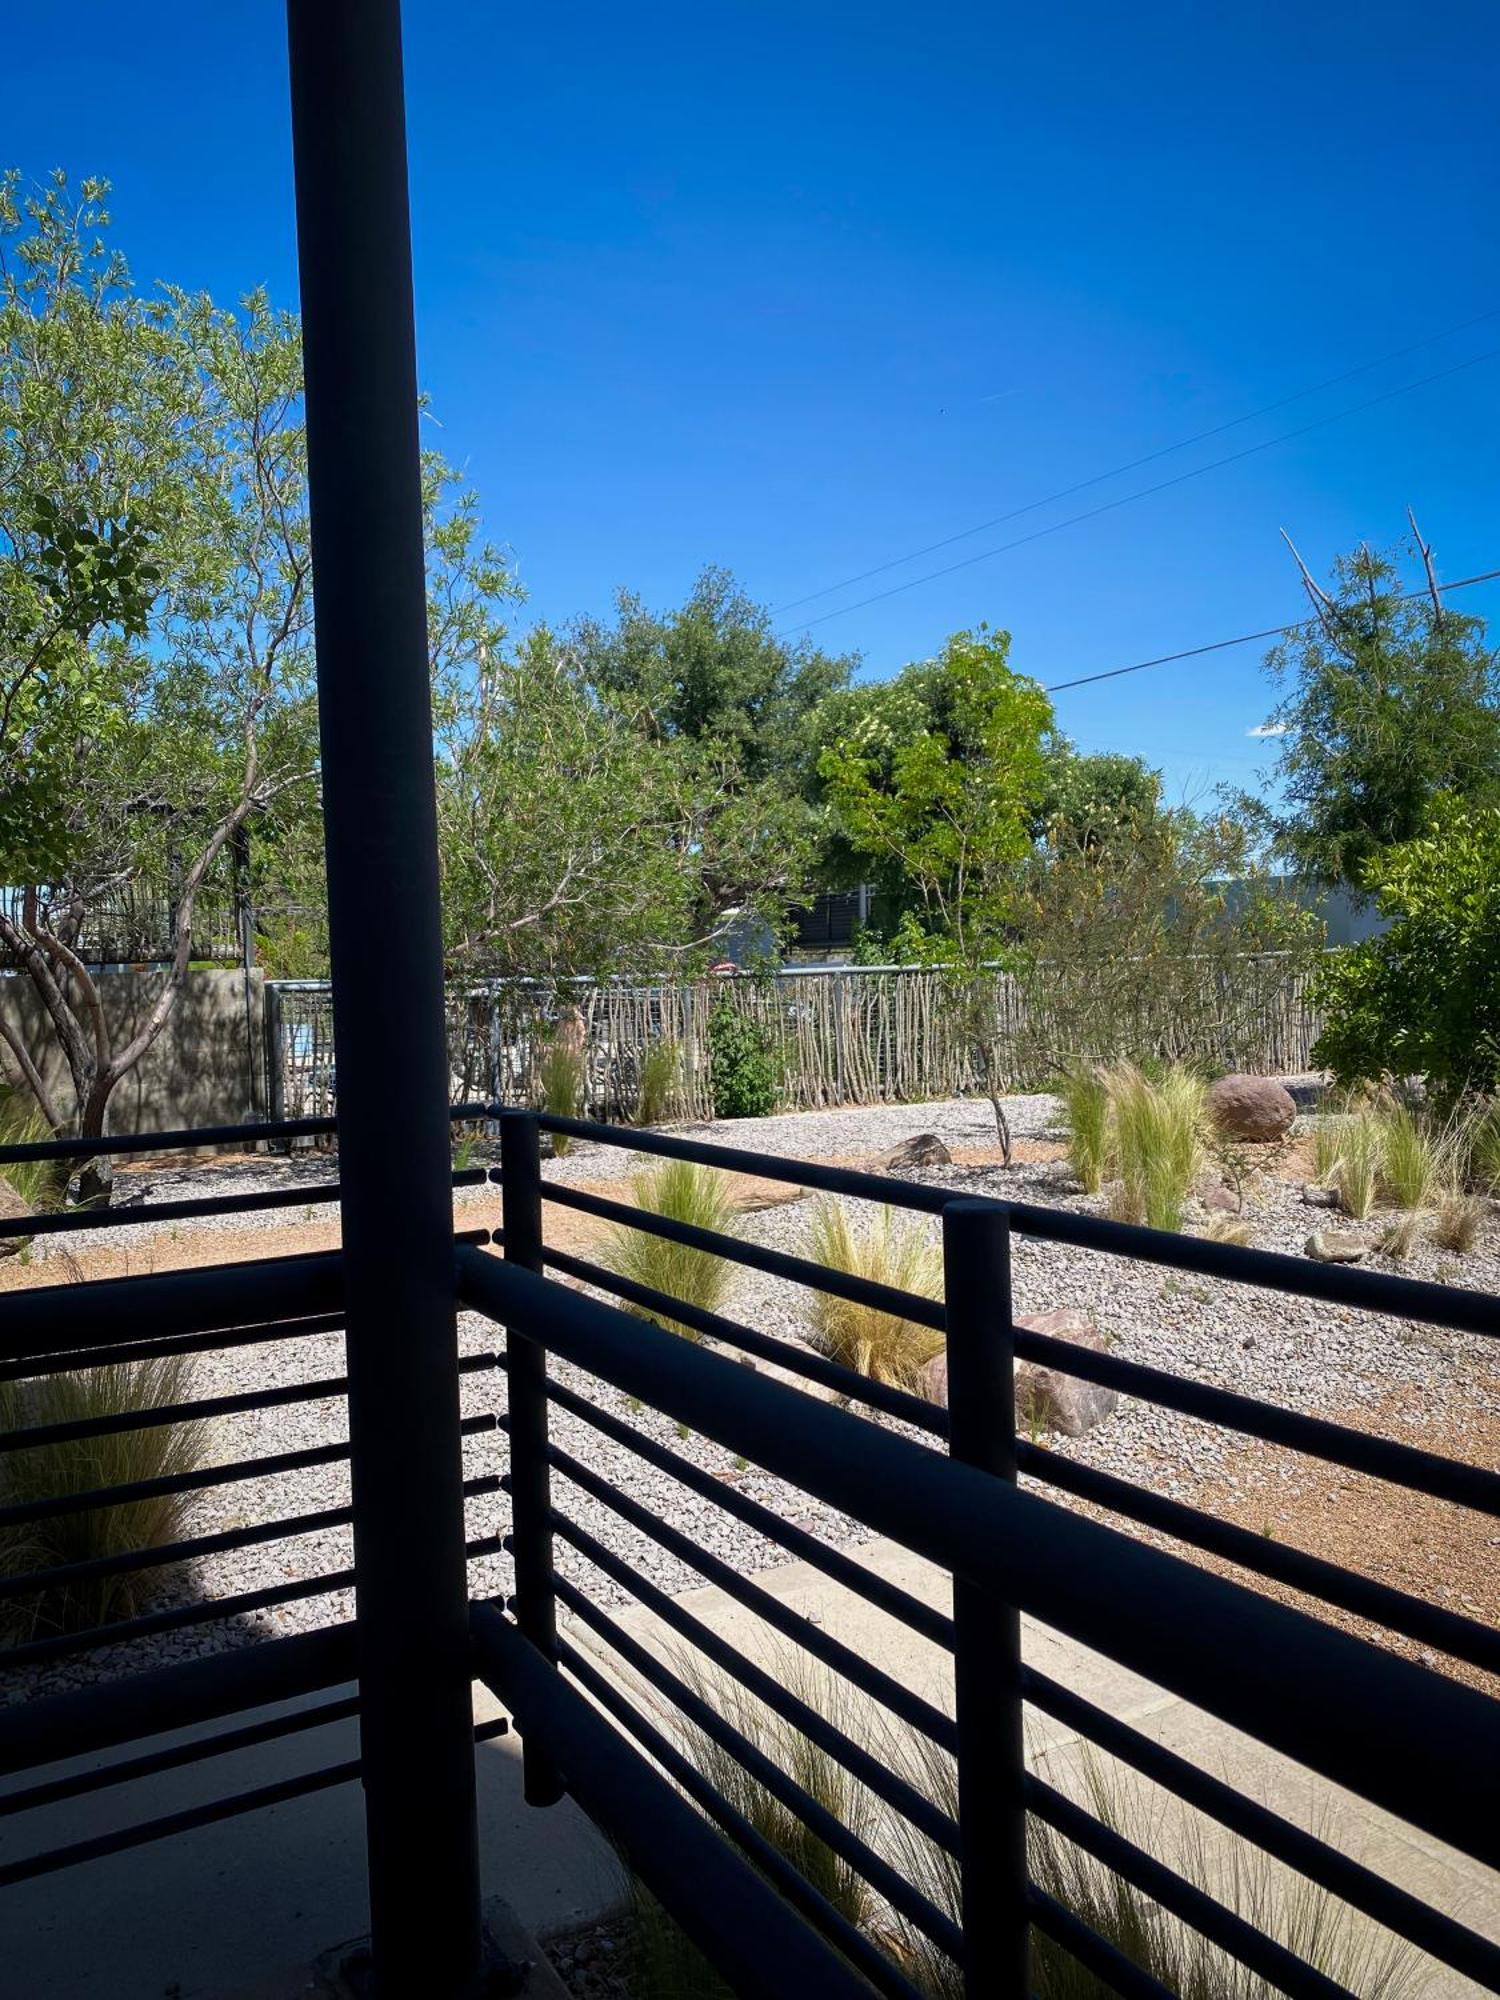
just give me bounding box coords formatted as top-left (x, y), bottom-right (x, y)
top-left (73, 1078), bottom-right (115, 1207)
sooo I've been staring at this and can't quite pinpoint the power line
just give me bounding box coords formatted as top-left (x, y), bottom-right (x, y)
top-left (772, 304), bottom-right (1500, 616)
top-left (777, 342), bottom-right (1500, 637)
top-left (1042, 565), bottom-right (1500, 695)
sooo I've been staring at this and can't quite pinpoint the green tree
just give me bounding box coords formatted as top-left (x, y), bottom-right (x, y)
top-left (436, 627), bottom-right (702, 981)
top-left (1249, 525), bottom-right (1500, 889)
top-left (1312, 798), bottom-right (1500, 1100)
top-left (1032, 745), bottom-right (1162, 845)
top-left (817, 627), bottom-right (1054, 1153)
top-left (0, 173), bottom-right (517, 1193)
top-left (571, 567), bottom-right (856, 937)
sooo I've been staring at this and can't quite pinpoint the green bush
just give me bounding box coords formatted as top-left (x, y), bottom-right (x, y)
top-left (537, 1042), bottom-right (584, 1156)
top-left (602, 1159), bottom-right (739, 1338)
top-left (1313, 799), bottom-right (1500, 1102)
top-left (707, 998), bottom-right (779, 1120)
top-left (1107, 1063), bottom-right (1205, 1231)
top-left (0, 1358), bottom-right (209, 1639)
top-left (0, 1089), bottom-right (64, 1215)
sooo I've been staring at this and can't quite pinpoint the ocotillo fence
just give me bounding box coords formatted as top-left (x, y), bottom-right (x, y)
top-left (265, 955), bottom-right (1325, 1127)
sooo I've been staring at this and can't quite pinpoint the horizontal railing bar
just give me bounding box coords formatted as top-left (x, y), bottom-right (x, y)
top-left (535, 1373), bottom-right (955, 1649)
top-left (1015, 1330), bottom-right (1500, 1516)
top-left (0, 1313), bottom-right (347, 1387)
top-left (471, 1604), bottom-right (877, 2000)
top-left (529, 1113), bottom-right (1500, 1339)
top-left (0, 1535), bottom-right (502, 1672)
top-left (531, 1442), bottom-right (953, 1746)
top-left (0, 1474), bottom-right (502, 1602)
top-left (0, 1622), bottom-right (359, 1777)
top-left (550, 1579), bottom-right (964, 1958)
top-left (1026, 1773), bottom-right (1353, 2000)
top-left (0, 1350), bottom-right (497, 1457)
top-left (1017, 1439), bottom-right (1500, 1669)
top-left (554, 1634), bottom-right (925, 2000)
top-left (0, 1252), bottom-right (346, 1365)
top-left (0, 1694), bottom-right (364, 1818)
top-left (538, 1243), bottom-right (946, 1435)
top-left (457, 1248), bottom-right (1500, 1868)
top-left (1020, 1665), bottom-right (1500, 1991)
top-left (0, 1412), bottom-right (495, 1533)
top-left (542, 1180), bottom-right (945, 1329)
top-left (0, 1168), bottom-right (488, 1242)
top-left (548, 1534), bottom-right (957, 1851)
top-left (0, 1101), bottom-right (492, 1166)
top-left (0, 1717), bottom-right (509, 1891)
top-left (1027, 1885), bottom-right (1175, 2000)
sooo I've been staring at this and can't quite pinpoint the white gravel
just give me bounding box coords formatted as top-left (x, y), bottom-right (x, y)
top-left (6, 1086), bottom-right (1495, 1706)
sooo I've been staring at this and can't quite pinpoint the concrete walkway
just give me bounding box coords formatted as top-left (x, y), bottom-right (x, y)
top-left (0, 1679), bottom-right (623, 2000)
top-left (3, 1540), bottom-right (1495, 1995)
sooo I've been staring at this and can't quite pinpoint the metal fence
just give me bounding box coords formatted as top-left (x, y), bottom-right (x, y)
top-left (2, 1106), bottom-right (1495, 1995)
top-left (266, 956), bottom-right (1326, 1127)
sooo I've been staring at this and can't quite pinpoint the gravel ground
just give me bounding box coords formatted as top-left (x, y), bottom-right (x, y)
top-left (4, 1085), bottom-right (1495, 1709)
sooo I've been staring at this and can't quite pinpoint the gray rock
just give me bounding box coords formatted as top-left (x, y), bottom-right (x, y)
top-left (1209, 1074), bottom-right (1297, 1142)
top-left (1203, 1185), bottom-right (1240, 1214)
top-left (1305, 1230), bottom-right (1367, 1264)
top-left (0, 1175), bottom-right (33, 1259)
top-left (882, 1132), bottom-right (953, 1171)
top-left (921, 1308), bottom-right (1120, 1438)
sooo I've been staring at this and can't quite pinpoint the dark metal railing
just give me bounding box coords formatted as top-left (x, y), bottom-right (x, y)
top-left (464, 1107), bottom-right (1500, 1999)
top-left (3, 1099), bottom-right (1498, 1995)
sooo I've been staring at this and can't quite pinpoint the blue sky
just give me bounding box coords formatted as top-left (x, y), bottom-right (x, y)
top-left (7, 1), bottom-right (1498, 803)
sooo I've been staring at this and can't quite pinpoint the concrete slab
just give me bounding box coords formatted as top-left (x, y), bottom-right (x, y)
top-left (0, 1680), bottom-right (624, 2000)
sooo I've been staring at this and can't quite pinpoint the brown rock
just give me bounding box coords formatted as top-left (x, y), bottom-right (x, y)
top-left (1202, 1185), bottom-right (1240, 1214)
top-left (1208, 1074), bottom-right (1296, 1142)
top-left (882, 1133), bottom-right (953, 1171)
top-left (1305, 1230), bottom-right (1367, 1264)
top-left (0, 1176), bottom-right (33, 1259)
top-left (920, 1308), bottom-right (1120, 1439)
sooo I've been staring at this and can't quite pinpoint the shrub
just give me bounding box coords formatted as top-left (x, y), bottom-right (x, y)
top-left (1057, 1064), bottom-right (1112, 1194)
top-left (804, 1199), bottom-right (943, 1390)
top-left (1433, 1193), bottom-right (1486, 1254)
top-left (0, 1358), bottom-right (208, 1639)
top-left (1309, 1111), bottom-right (1349, 1187)
top-left (636, 1039), bottom-right (682, 1126)
top-left (1107, 1063), bottom-right (1205, 1232)
top-left (1378, 1101), bottom-right (1444, 1212)
top-left (1466, 1099), bottom-right (1500, 1194)
top-left (1312, 799), bottom-right (1500, 1103)
top-left (602, 1160), bottom-right (738, 1338)
top-left (538, 1042), bottom-right (584, 1156)
top-left (708, 998), bottom-right (779, 1120)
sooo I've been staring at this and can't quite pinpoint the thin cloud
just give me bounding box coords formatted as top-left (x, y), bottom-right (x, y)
top-left (1247, 722), bottom-right (1289, 738)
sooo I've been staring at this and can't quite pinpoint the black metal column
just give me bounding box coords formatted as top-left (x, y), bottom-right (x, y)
top-left (285, 5), bottom-right (482, 1993)
top-left (943, 1198), bottom-right (1029, 1997)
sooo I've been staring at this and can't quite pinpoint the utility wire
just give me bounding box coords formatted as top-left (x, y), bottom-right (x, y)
top-left (1043, 565), bottom-right (1500, 695)
top-left (778, 342), bottom-right (1500, 637)
top-left (773, 304), bottom-right (1500, 615)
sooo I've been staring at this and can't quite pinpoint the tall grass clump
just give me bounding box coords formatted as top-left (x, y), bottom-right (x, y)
top-left (538, 1042), bottom-right (584, 1156)
top-left (1328, 1113), bottom-right (1381, 1221)
top-left (602, 1160), bottom-right (738, 1338)
top-left (0, 1358), bottom-right (208, 1640)
top-left (1107, 1063), bottom-right (1205, 1232)
top-left (623, 1660), bottom-right (876, 2000)
top-left (0, 1089), bottom-right (64, 1215)
top-left (1378, 1101), bottom-right (1445, 1212)
top-left (636, 1039), bottom-right (681, 1126)
top-left (1465, 1099), bottom-right (1500, 1195)
top-left (804, 1199), bottom-right (943, 1390)
top-left (1432, 1192), bottom-right (1486, 1254)
top-left (1057, 1063), bottom-right (1112, 1194)
top-left (886, 1733), bottom-right (1416, 2000)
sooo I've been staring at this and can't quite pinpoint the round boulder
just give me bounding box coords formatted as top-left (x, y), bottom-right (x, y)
top-left (1208, 1074), bottom-right (1296, 1143)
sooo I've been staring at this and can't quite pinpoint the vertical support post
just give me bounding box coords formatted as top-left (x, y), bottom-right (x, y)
top-left (499, 1109), bottom-right (564, 1805)
top-left (943, 1198), bottom-right (1029, 1998)
top-left (284, 4), bottom-right (482, 1994)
